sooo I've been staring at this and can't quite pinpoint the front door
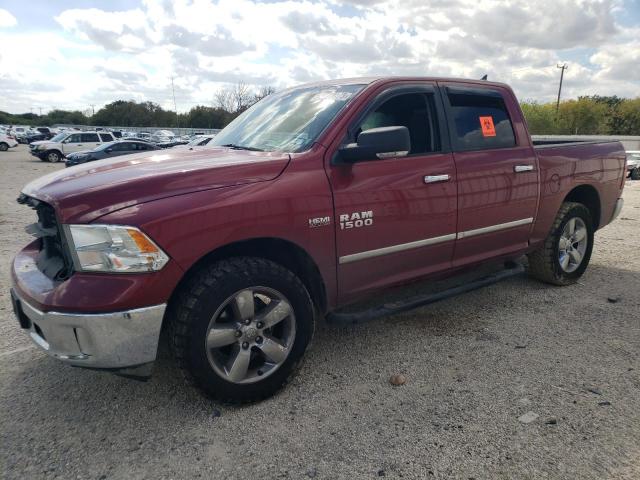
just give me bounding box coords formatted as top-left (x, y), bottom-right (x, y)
top-left (327, 85), bottom-right (457, 302)
top-left (440, 83), bottom-right (539, 266)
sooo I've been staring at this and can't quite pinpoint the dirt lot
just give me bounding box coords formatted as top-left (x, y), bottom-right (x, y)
top-left (1, 145), bottom-right (639, 479)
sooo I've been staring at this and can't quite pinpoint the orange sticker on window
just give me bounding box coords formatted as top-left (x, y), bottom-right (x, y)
top-left (479, 116), bottom-right (496, 137)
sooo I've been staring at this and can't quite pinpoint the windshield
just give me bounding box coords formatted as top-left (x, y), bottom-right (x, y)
top-left (51, 132), bottom-right (66, 142)
top-left (210, 83), bottom-right (364, 153)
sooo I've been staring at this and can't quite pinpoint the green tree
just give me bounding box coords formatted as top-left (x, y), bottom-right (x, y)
top-left (520, 101), bottom-right (559, 134)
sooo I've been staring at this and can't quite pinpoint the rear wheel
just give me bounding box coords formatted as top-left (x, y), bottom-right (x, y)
top-left (169, 257), bottom-right (314, 403)
top-left (46, 150), bottom-right (61, 163)
top-left (528, 202), bottom-right (594, 285)
top-left (0, 142), bottom-right (8, 151)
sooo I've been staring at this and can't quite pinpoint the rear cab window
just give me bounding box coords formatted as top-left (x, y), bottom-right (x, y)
top-left (444, 87), bottom-right (516, 151)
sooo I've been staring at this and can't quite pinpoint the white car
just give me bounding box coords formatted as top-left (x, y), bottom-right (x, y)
top-left (29, 131), bottom-right (116, 163)
top-left (0, 133), bottom-right (19, 151)
top-left (176, 134), bottom-right (217, 149)
top-left (149, 129), bottom-right (175, 143)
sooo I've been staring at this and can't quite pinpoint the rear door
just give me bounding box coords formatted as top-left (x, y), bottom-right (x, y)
top-left (64, 133), bottom-right (100, 153)
top-left (440, 82), bottom-right (539, 266)
top-left (327, 83), bottom-right (457, 301)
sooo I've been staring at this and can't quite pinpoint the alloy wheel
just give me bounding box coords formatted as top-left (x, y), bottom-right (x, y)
top-left (558, 217), bottom-right (588, 273)
top-left (205, 287), bottom-right (296, 384)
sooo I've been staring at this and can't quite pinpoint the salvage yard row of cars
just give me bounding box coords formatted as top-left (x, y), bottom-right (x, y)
top-left (0, 124), bottom-right (217, 165)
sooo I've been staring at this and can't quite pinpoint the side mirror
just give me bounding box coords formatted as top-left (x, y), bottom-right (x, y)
top-left (105, 148), bottom-right (113, 153)
top-left (336, 126), bottom-right (410, 163)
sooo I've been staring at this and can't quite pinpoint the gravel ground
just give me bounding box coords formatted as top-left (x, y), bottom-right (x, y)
top-left (1, 145), bottom-right (639, 480)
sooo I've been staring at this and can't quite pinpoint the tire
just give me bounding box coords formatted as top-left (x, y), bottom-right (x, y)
top-left (0, 142), bottom-right (8, 151)
top-left (46, 150), bottom-right (61, 163)
top-left (527, 202), bottom-right (594, 286)
top-left (169, 257), bottom-right (315, 403)
top-left (631, 168), bottom-right (640, 181)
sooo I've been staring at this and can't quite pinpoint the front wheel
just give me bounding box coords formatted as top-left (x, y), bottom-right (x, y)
top-left (631, 168), bottom-right (640, 181)
top-left (0, 142), bottom-right (8, 151)
top-left (528, 202), bottom-right (594, 285)
top-left (46, 151), bottom-right (61, 163)
top-left (169, 257), bottom-right (315, 403)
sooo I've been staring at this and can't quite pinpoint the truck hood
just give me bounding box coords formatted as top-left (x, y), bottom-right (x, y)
top-left (22, 147), bottom-right (291, 223)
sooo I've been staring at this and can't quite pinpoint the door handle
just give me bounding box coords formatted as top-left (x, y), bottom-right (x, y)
top-left (514, 165), bottom-right (534, 173)
top-left (424, 174), bottom-right (450, 184)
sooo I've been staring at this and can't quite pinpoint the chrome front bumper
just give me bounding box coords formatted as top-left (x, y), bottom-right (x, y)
top-left (11, 289), bottom-right (165, 369)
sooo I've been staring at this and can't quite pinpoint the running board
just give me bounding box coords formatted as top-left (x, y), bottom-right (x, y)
top-left (326, 262), bottom-right (525, 325)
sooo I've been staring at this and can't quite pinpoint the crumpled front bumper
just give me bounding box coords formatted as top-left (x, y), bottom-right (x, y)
top-left (10, 288), bottom-right (165, 370)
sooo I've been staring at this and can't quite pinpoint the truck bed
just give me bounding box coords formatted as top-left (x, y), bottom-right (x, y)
top-left (529, 140), bottom-right (626, 248)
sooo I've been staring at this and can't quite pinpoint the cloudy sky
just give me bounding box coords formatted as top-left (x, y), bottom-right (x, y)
top-left (0, 0), bottom-right (638, 114)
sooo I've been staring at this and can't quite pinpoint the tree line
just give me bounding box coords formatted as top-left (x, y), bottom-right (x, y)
top-left (520, 96), bottom-right (639, 135)
top-left (1, 87), bottom-right (638, 135)
top-left (0, 82), bottom-right (275, 130)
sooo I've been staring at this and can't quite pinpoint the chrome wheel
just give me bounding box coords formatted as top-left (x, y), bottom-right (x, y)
top-left (558, 217), bottom-right (588, 273)
top-left (47, 152), bottom-right (60, 163)
top-left (205, 287), bottom-right (296, 384)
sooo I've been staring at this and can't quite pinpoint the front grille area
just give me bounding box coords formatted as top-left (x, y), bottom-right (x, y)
top-left (17, 194), bottom-right (73, 281)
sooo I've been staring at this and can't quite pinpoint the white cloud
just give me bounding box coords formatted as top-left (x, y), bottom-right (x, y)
top-left (0, 8), bottom-right (17, 27)
top-left (0, 0), bottom-right (638, 113)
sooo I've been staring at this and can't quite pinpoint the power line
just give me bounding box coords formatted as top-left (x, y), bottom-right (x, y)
top-left (171, 76), bottom-right (179, 128)
top-left (556, 63), bottom-right (568, 113)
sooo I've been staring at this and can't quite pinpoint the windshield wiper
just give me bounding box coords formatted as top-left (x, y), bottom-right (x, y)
top-left (221, 143), bottom-right (265, 152)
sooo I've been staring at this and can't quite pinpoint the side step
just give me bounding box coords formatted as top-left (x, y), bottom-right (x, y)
top-left (326, 262), bottom-right (525, 325)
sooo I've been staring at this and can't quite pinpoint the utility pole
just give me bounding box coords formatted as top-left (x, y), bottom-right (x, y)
top-left (90, 104), bottom-right (95, 116)
top-left (171, 76), bottom-right (179, 128)
top-left (556, 63), bottom-right (568, 113)
top-left (38, 107), bottom-right (42, 116)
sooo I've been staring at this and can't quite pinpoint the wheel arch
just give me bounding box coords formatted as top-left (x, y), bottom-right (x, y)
top-left (169, 237), bottom-right (328, 317)
top-left (563, 184), bottom-right (601, 230)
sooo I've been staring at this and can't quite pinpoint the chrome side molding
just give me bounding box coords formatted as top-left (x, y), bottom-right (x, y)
top-left (456, 217), bottom-right (534, 239)
top-left (338, 217), bottom-right (534, 264)
top-left (339, 233), bottom-right (456, 264)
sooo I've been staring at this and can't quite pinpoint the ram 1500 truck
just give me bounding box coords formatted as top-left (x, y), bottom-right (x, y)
top-left (10, 77), bottom-right (626, 403)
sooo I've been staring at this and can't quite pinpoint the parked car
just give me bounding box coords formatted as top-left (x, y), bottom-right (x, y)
top-left (149, 129), bottom-right (175, 143)
top-left (10, 77), bottom-right (626, 403)
top-left (0, 133), bottom-right (18, 151)
top-left (65, 140), bottom-right (158, 167)
top-left (156, 138), bottom-right (189, 148)
top-left (174, 134), bottom-right (217, 149)
top-left (626, 151), bottom-right (640, 180)
top-left (11, 126), bottom-right (35, 144)
top-left (34, 127), bottom-right (54, 139)
top-left (30, 131), bottom-right (116, 162)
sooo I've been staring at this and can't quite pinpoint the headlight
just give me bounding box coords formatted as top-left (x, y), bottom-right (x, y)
top-left (64, 224), bottom-right (169, 273)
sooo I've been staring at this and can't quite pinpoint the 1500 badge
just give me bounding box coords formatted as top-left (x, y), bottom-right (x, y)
top-left (340, 211), bottom-right (373, 230)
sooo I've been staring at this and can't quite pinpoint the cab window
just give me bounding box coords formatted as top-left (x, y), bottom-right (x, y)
top-left (446, 89), bottom-right (516, 150)
top-left (357, 93), bottom-right (441, 155)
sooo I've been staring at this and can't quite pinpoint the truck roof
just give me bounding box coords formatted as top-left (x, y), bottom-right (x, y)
top-left (296, 76), bottom-right (511, 90)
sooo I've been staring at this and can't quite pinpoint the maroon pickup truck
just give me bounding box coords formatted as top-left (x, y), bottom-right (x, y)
top-left (10, 77), bottom-right (626, 403)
